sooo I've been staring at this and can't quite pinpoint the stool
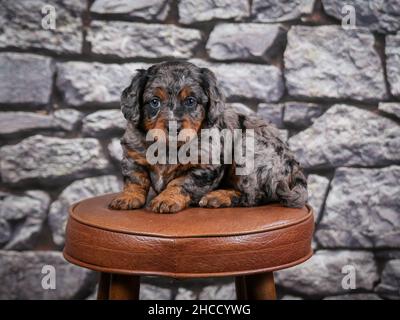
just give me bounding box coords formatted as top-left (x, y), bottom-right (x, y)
top-left (63, 193), bottom-right (314, 300)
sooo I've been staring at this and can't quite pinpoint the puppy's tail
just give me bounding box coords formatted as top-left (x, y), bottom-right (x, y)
top-left (276, 168), bottom-right (308, 208)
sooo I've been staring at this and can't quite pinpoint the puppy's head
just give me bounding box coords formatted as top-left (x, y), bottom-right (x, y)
top-left (121, 61), bottom-right (224, 135)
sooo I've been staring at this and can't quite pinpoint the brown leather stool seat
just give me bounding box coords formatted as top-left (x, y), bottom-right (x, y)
top-left (63, 193), bottom-right (314, 300)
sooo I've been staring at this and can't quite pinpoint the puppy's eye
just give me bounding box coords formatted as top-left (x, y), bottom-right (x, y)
top-left (149, 97), bottom-right (161, 109)
top-left (183, 96), bottom-right (197, 108)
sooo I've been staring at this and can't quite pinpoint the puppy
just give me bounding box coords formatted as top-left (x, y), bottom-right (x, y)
top-left (109, 61), bottom-right (307, 213)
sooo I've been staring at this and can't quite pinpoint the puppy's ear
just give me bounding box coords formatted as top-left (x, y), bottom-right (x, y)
top-left (121, 69), bottom-right (148, 125)
top-left (200, 67), bottom-right (225, 126)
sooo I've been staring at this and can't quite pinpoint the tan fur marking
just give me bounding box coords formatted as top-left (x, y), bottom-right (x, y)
top-left (182, 115), bottom-right (203, 133)
top-left (149, 177), bottom-right (191, 213)
top-left (199, 189), bottom-right (241, 208)
top-left (154, 87), bottom-right (168, 101)
top-left (109, 179), bottom-right (149, 210)
top-left (126, 149), bottom-right (149, 166)
top-left (178, 86), bottom-right (192, 101)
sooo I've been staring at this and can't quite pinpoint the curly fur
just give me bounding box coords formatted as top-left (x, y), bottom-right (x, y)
top-left (109, 61), bottom-right (308, 213)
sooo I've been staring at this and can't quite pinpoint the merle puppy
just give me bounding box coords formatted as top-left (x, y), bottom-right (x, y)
top-left (109, 61), bottom-right (307, 213)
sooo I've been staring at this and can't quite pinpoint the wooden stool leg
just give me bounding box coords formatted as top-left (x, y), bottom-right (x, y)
top-left (245, 272), bottom-right (276, 300)
top-left (97, 272), bottom-right (111, 300)
top-left (109, 274), bottom-right (140, 300)
top-left (235, 276), bottom-right (248, 300)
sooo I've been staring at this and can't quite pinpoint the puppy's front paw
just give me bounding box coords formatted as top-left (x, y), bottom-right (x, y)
top-left (150, 192), bottom-right (189, 213)
top-left (199, 190), bottom-right (241, 208)
top-left (109, 194), bottom-right (145, 210)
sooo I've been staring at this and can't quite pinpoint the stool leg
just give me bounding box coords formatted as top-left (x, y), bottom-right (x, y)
top-left (97, 272), bottom-right (111, 300)
top-left (245, 272), bottom-right (276, 300)
top-left (109, 274), bottom-right (140, 300)
top-left (235, 276), bottom-right (248, 300)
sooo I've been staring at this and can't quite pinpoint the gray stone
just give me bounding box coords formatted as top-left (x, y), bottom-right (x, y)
top-left (0, 191), bottom-right (50, 250)
top-left (386, 33), bottom-right (400, 98)
top-left (289, 105), bottom-right (400, 169)
top-left (178, 0), bottom-right (250, 24)
top-left (379, 103), bottom-right (400, 120)
top-left (175, 287), bottom-right (197, 300)
top-left (206, 23), bottom-right (285, 60)
top-left (275, 250), bottom-right (378, 297)
top-left (48, 175), bottom-right (122, 246)
top-left (0, 110), bottom-right (84, 136)
top-left (307, 174), bottom-right (330, 223)
top-left (0, 53), bottom-right (54, 106)
top-left (191, 60), bottom-right (284, 101)
top-left (56, 61), bottom-right (149, 107)
top-left (280, 294), bottom-right (304, 300)
top-left (82, 110), bottom-right (126, 137)
top-left (279, 129), bottom-right (289, 142)
top-left (91, 0), bottom-right (170, 21)
top-left (88, 21), bottom-right (201, 59)
top-left (0, 192), bottom-right (10, 199)
top-left (0, 135), bottom-right (111, 185)
top-left (322, 0), bottom-right (400, 33)
top-left (252, 0), bottom-right (315, 22)
top-left (375, 250), bottom-right (400, 260)
top-left (57, 59), bottom-right (284, 106)
top-left (0, 219), bottom-right (11, 245)
top-left (284, 26), bottom-right (387, 100)
top-left (311, 238), bottom-right (319, 251)
top-left (228, 103), bottom-right (255, 116)
top-left (0, 251), bottom-right (96, 299)
top-left (0, 192), bottom-right (49, 223)
top-left (324, 293), bottom-right (382, 300)
top-left (0, 112), bottom-right (54, 136)
top-left (199, 283), bottom-right (236, 300)
top-left (375, 260), bottom-right (400, 299)
top-left (257, 103), bottom-right (284, 128)
top-left (140, 284), bottom-right (171, 300)
top-left (174, 282), bottom-right (235, 300)
top-left (281, 295), bottom-right (303, 300)
top-left (86, 287), bottom-right (98, 300)
top-left (108, 138), bottom-right (123, 162)
top-left (0, 0), bottom-right (84, 54)
top-left (283, 102), bottom-right (324, 128)
top-left (53, 109), bottom-right (84, 131)
top-left (316, 166), bottom-right (400, 248)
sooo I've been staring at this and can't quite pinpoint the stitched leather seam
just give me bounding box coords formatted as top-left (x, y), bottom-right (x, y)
top-left (63, 249), bottom-right (313, 278)
top-left (69, 202), bottom-right (314, 239)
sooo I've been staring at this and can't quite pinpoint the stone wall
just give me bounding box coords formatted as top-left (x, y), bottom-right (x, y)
top-left (0, 0), bottom-right (399, 300)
